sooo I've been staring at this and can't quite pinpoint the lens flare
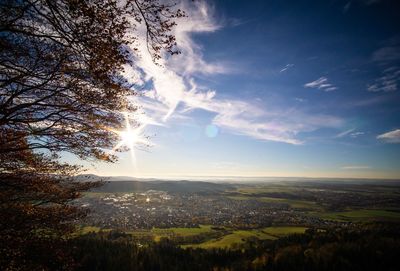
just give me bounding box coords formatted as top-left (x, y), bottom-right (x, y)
top-left (109, 112), bottom-right (151, 167)
top-left (205, 124), bottom-right (219, 138)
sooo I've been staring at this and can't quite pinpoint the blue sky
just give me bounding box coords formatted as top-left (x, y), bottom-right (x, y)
top-left (80, 0), bottom-right (400, 179)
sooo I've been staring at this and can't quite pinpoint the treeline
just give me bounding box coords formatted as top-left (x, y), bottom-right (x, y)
top-left (69, 223), bottom-right (400, 271)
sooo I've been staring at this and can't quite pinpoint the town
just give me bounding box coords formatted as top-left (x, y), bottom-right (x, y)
top-left (77, 179), bottom-right (400, 230)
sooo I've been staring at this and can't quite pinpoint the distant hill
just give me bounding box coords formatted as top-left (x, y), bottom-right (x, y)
top-left (76, 175), bottom-right (234, 194)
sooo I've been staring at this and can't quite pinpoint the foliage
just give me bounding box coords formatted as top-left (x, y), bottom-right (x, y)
top-left (0, 0), bottom-right (183, 270)
top-left (71, 223), bottom-right (400, 271)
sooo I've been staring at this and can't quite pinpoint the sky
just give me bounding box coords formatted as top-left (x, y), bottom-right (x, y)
top-left (78, 0), bottom-right (400, 179)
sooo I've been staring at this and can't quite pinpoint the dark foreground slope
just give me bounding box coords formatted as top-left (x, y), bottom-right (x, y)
top-left (70, 223), bottom-right (400, 271)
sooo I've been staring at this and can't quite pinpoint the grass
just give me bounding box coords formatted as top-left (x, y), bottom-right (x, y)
top-left (152, 225), bottom-right (214, 237)
top-left (259, 197), bottom-right (322, 210)
top-left (78, 224), bottom-right (308, 249)
top-left (184, 226), bottom-right (307, 249)
top-left (236, 186), bottom-right (296, 195)
top-left (261, 226), bottom-right (308, 237)
top-left (228, 195), bottom-right (323, 210)
top-left (312, 209), bottom-right (400, 222)
top-left (185, 230), bottom-right (276, 249)
top-left (78, 225), bottom-right (216, 241)
top-left (150, 225), bottom-right (216, 241)
top-left (77, 226), bottom-right (111, 235)
top-left (126, 225), bottom-right (217, 241)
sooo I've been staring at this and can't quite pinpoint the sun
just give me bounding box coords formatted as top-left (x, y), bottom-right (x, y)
top-left (109, 112), bottom-right (150, 166)
top-left (119, 129), bottom-right (139, 145)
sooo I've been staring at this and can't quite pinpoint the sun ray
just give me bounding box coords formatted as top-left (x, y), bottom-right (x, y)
top-left (107, 112), bottom-right (151, 167)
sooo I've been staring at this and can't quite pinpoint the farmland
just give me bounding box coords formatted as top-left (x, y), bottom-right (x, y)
top-left (76, 177), bottom-right (400, 249)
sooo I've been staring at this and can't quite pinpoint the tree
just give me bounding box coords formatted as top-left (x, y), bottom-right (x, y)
top-left (0, 0), bottom-right (183, 269)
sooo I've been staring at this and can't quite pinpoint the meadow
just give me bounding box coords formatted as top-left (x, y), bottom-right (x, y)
top-left (79, 225), bottom-right (308, 249)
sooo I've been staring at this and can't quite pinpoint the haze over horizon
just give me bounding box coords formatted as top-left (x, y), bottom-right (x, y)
top-left (69, 0), bottom-right (400, 179)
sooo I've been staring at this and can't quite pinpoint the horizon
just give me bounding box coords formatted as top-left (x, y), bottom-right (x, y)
top-left (82, 173), bottom-right (400, 182)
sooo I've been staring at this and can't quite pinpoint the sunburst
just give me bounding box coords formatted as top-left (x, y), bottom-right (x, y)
top-left (109, 112), bottom-right (150, 166)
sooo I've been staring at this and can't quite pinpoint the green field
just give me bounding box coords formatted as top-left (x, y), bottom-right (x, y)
top-left (228, 195), bottom-right (322, 210)
top-left (149, 225), bottom-right (216, 241)
top-left (152, 225), bottom-right (214, 236)
top-left (262, 226), bottom-right (308, 237)
top-left (183, 230), bottom-right (275, 249)
top-left (311, 209), bottom-right (400, 222)
top-left (183, 226), bottom-right (307, 249)
top-left (79, 225), bottom-right (308, 249)
top-left (77, 226), bottom-right (111, 235)
top-left (79, 225), bottom-right (216, 240)
top-left (236, 185), bottom-right (297, 195)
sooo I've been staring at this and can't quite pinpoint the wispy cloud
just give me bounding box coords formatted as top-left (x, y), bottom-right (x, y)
top-left (367, 67), bottom-right (400, 92)
top-left (212, 108), bottom-right (342, 145)
top-left (280, 63), bottom-right (294, 73)
top-left (344, 0), bottom-right (383, 12)
top-left (351, 95), bottom-right (388, 107)
top-left (295, 97), bottom-right (306, 103)
top-left (349, 131), bottom-right (364, 138)
top-left (335, 129), bottom-right (364, 138)
top-left (125, 1), bottom-right (344, 145)
top-left (341, 165), bottom-right (371, 170)
top-left (377, 129), bottom-right (400, 143)
top-left (335, 128), bottom-right (355, 138)
top-left (372, 46), bottom-right (400, 63)
top-left (343, 1), bottom-right (352, 13)
top-left (304, 77), bottom-right (338, 92)
top-left (363, 0), bottom-right (381, 4)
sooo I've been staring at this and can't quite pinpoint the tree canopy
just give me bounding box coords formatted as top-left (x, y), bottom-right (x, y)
top-left (0, 0), bottom-right (183, 269)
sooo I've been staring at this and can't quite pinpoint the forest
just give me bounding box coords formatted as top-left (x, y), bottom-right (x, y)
top-left (66, 223), bottom-right (400, 271)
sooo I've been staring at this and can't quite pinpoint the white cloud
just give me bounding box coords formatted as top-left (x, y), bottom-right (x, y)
top-left (165, 1), bottom-right (233, 76)
top-left (367, 67), bottom-right (400, 92)
top-left (350, 131), bottom-right (364, 138)
top-left (304, 77), bottom-right (338, 92)
top-left (295, 97), bottom-right (306, 102)
top-left (280, 63), bottom-right (294, 73)
top-left (336, 129), bottom-right (365, 139)
top-left (124, 1), bottom-right (344, 145)
top-left (121, 64), bottom-right (144, 86)
top-left (377, 129), bottom-right (400, 143)
top-left (304, 77), bottom-right (327, 88)
top-left (336, 128), bottom-right (355, 138)
top-left (325, 87), bottom-right (338, 92)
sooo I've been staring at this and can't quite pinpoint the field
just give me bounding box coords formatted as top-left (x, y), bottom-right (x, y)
top-left (75, 226), bottom-right (111, 236)
top-left (78, 225), bottom-right (308, 249)
top-left (228, 195), bottom-right (322, 210)
top-left (80, 225), bottom-right (217, 240)
top-left (184, 226), bottom-right (307, 249)
top-left (262, 226), bottom-right (308, 236)
top-left (311, 209), bottom-right (400, 222)
top-left (78, 179), bottom-right (400, 250)
top-left (149, 225), bottom-right (216, 241)
top-left (231, 182), bottom-right (400, 220)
